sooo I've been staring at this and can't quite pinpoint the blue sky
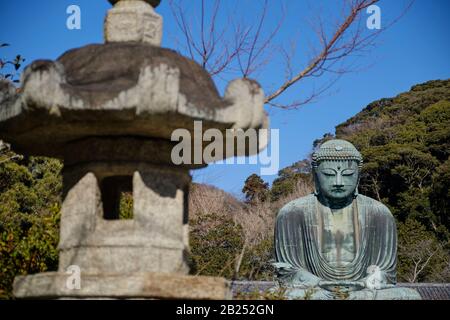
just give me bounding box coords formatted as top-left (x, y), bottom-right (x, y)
top-left (1, 0), bottom-right (449, 199)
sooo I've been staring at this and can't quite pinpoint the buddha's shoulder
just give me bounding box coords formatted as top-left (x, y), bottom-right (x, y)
top-left (356, 194), bottom-right (393, 216)
top-left (277, 193), bottom-right (316, 218)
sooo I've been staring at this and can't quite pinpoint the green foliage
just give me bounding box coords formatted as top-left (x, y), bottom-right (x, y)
top-left (430, 159), bottom-right (450, 235)
top-left (235, 287), bottom-right (287, 300)
top-left (189, 212), bottom-right (274, 281)
top-left (190, 213), bottom-right (245, 278)
top-left (242, 174), bottom-right (269, 204)
top-left (397, 219), bottom-right (449, 283)
top-left (119, 192), bottom-right (133, 220)
top-left (239, 236), bottom-right (274, 281)
top-left (270, 160), bottom-right (312, 201)
top-left (0, 152), bottom-right (62, 299)
top-left (0, 43), bottom-right (25, 83)
top-left (313, 133), bottom-right (335, 149)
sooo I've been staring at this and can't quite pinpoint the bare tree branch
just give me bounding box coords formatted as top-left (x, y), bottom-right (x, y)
top-left (168, 0), bottom-right (413, 110)
top-left (265, 0), bottom-right (415, 109)
top-left (265, 0), bottom-right (380, 104)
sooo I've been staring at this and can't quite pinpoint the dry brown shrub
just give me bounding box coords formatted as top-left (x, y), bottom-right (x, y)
top-left (189, 179), bottom-right (313, 245)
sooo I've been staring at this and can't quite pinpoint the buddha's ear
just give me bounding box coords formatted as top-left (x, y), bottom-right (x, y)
top-left (354, 173), bottom-right (360, 198)
top-left (312, 167), bottom-right (320, 196)
top-left (353, 161), bottom-right (361, 198)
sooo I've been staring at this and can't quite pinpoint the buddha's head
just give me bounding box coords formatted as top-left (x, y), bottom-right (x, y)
top-left (312, 139), bottom-right (363, 203)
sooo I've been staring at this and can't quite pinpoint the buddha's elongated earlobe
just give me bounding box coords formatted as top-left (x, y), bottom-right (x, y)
top-left (313, 168), bottom-right (320, 196)
top-left (314, 187), bottom-right (320, 196)
top-left (353, 187), bottom-right (359, 198)
top-left (354, 168), bottom-right (361, 198)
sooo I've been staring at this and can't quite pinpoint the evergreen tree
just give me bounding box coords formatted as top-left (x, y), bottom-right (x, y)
top-left (242, 174), bottom-right (269, 204)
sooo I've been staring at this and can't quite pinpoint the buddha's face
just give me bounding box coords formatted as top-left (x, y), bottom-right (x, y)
top-left (315, 160), bottom-right (359, 201)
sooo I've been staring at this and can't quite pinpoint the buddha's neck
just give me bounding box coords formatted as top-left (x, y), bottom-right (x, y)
top-left (317, 194), bottom-right (353, 210)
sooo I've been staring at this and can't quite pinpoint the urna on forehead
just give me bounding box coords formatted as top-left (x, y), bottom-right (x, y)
top-left (312, 139), bottom-right (363, 167)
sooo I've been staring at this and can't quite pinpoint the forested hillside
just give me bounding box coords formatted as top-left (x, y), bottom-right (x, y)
top-left (335, 79), bottom-right (449, 237)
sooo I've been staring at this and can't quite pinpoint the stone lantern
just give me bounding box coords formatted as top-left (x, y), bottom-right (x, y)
top-left (0, 0), bottom-right (268, 299)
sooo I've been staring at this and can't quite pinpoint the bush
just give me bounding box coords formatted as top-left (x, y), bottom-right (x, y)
top-left (190, 213), bottom-right (245, 278)
top-left (0, 155), bottom-right (62, 299)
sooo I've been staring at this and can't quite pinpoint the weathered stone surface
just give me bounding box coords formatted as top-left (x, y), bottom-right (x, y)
top-left (61, 137), bottom-right (205, 168)
top-left (58, 163), bottom-right (190, 274)
top-left (13, 272), bottom-right (231, 299)
top-left (105, 0), bottom-right (163, 45)
top-left (0, 80), bottom-right (17, 105)
top-left (59, 247), bottom-right (187, 275)
top-left (109, 0), bottom-right (161, 8)
top-left (0, 43), bottom-right (268, 158)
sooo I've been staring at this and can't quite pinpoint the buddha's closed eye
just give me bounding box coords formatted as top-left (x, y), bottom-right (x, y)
top-left (321, 169), bottom-right (355, 176)
top-left (342, 169), bottom-right (355, 176)
top-left (321, 169), bottom-right (335, 176)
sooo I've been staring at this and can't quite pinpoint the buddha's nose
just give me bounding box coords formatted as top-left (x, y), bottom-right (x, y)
top-left (334, 173), bottom-right (344, 188)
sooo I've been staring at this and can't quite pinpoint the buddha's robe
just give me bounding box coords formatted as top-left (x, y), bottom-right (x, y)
top-left (274, 194), bottom-right (397, 285)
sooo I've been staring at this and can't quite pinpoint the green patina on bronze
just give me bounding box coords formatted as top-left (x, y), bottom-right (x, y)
top-left (273, 139), bottom-right (421, 299)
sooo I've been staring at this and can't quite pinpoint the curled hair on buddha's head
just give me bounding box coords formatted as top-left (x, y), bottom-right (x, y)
top-left (311, 139), bottom-right (363, 168)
